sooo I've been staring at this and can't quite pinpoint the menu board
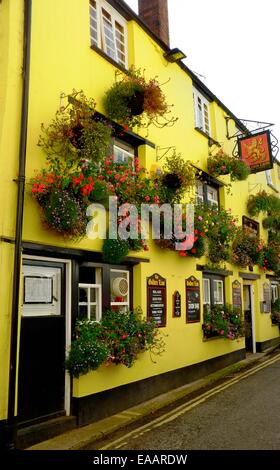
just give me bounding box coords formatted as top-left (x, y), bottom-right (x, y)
top-left (147, 274), bottom-right (167, 327)
top-left (173, 291), bottom-right (181, 318)
top-left (232, 280), bottom-right (242, 310)
top-left (24, 276), bottom-right (53, 304)
top-left (185, 276), bottom-right (200, 323)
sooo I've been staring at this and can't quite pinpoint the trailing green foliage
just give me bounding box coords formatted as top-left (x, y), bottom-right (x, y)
top-left (202, 304), bottom-right (244, 340)
top-left (65, 309), bottom-right (165, 377)
top-left (103, 67), bottom-right (176, 129)
top-left (207, 149), bottom-right (250, 181)
top-left (102, 238), bottom-right (130, 264)
top-left (65, 321), bottom-right (108, 378)
top-left (247, 191), bottom-right (280, 217)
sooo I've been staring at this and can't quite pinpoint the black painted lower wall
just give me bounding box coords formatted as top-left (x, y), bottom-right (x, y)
top-left (73, 348), bottom-right (246, 426)
top-left (256, 336), bottom-right (280, 352)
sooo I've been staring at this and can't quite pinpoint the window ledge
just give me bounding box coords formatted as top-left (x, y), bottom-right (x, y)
top-left (202, 335), bottom-right (224, 342)
top-left (90, 44), bottom-right (127, 74)
top-left (267, 183), bottom-right (279, 193)
top-left (197, 265), bottom-right (233, 276)
top-left (195, 126), bottom-right (212, 140)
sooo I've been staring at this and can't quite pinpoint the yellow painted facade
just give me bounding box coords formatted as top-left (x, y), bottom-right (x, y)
top-left (0, 0), bottom-right (279, 427)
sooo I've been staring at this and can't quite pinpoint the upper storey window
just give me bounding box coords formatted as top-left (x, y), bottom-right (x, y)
top-left (89, 0), bottom-right (128, 69)
top-left (193, 88), bottom-right (211, 136)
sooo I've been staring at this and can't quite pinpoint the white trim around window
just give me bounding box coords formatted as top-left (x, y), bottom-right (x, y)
top-left (213, 280), bottom-right (224, 305)
top-left (203, 278), bottom-right (210, 305)
top-left (79, 283), bottom-right (102, 321)
top-left (89, 0), bottom-right (128, 68)
top-left (113, 141), bottom-right (135, 166)
top-left (271, 283), bottom-right (279, 303)
top-left (193, 88), bottom-right (211, 136)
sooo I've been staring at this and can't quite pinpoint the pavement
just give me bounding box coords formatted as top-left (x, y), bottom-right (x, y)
top-left (27, 346), bottom-right (279, 450)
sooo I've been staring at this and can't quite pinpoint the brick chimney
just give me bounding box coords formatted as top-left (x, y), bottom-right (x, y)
top-left (138, 0), bottom-right (170, 46)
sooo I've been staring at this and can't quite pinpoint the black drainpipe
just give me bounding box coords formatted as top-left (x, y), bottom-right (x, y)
top-left (4, 0), bottom-right (32, 450)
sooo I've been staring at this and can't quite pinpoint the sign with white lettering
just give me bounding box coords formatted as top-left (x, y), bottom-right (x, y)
top-left (147, 273), bottom-right (167, 327)
top-left (173, 291), bottom-right (181, 318)
top-left (186, 276), bottom-right (200, 323)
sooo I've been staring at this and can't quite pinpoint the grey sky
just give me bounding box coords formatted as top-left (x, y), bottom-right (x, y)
top-left (125, 0), bottom-right (279, 146)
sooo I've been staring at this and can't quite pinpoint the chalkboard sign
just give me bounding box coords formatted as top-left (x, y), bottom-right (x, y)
top-left (173, 291), bottom-right (181, 318)
top-left (232, 280), bottom-right (242, 310)
top-left (186, 276), bottom-right (200, 323)
top-left (147, 273), bottom-right (167, 327)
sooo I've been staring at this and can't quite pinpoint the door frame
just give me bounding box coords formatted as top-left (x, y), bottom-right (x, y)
top-left (21, 255), bottom-right (72, 416)
top-left (243, 281), bottom-right (256, 354)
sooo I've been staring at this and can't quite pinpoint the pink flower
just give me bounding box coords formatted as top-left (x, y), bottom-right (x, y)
top-left (198, 216), bottom-right (203, 221)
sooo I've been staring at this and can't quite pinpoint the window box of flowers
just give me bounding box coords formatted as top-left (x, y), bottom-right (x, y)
top-left (202, 304), bottom-right (244, 340)
top-left (65, 309), bottom-right (165, 377)
top-left (207, 149), bottom-right (250, 181)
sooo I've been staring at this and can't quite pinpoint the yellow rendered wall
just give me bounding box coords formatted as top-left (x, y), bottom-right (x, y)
top-left (1, 0), bottom-right (279, 404)
top-left (0, 0), bottom-right (24, 420)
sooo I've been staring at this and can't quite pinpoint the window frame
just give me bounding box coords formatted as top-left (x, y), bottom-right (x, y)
top-left (78, 283), bottom-right (102, 321)
top-left (203, 274), bottom-right (225, 308)
top-left (271, 283), bottom-right (279, 303)
top-left (113, 139), bottom-right (135, 167)
top-left (193, 88), bottom-right (212, 136)
top-left (196, 181), bottom-right (220, 209)
top-left (89, 0), bottom-right (128, 69)
top-left (202, 278), bottom-right (211, 305)
top-left (265, 169), bottom-right (273, 186)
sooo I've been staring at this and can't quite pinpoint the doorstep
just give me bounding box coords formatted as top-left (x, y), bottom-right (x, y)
top-left (26, 345), bottom-right (280, 451)
top-left (18, 415), bottom-right (77, 449)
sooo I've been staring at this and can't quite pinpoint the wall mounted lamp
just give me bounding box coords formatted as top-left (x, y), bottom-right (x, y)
top-left (164, 48), bottom-right (186, 63)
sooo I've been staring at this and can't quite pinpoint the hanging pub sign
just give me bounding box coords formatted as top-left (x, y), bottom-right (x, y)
top-left (232, 280), bottom-right (242, 310)
top-left (147, 273), bottom-right (167, 327)
top-left (238, 130), bottom-right (273, 174)
top-left (185, 276), bottom-right (201, 323)
top-left (173, 291), bottom-right (181, 318)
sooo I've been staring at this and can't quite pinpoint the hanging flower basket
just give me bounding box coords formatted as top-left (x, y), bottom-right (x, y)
top-left (104, 67), bottom-right (177, 128)
top-left (126, 89), bottom-right (145, 116)
top-left (208, 149), bottom-right (250, 181)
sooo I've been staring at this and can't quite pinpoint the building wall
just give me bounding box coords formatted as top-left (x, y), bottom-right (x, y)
top-left (0, 0), bottom-right (279, 423)
top-left (0, 0), bottom-right (24, 421)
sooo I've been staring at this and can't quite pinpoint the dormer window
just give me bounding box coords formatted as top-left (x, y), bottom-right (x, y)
top-left (193, 88), bottom-right (211, 136)
top-left (89, 0), bottom-right (128, 68)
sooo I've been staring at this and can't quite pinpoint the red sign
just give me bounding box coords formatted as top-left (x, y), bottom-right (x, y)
top-left (238, 130), bottom-right (273, 173)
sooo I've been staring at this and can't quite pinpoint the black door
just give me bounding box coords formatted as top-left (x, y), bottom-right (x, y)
top-left (18, 261), bottom-right (66, 424)
top-left (243, 285), bottom-right (252, 352)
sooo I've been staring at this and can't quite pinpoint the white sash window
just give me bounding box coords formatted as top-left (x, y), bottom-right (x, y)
top-left (193, 88), bottom-right (211, 136)
top-left (89, 0), bottom-right (128, 68)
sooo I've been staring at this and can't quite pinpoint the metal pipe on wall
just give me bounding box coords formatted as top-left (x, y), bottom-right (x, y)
top-left (4, 0), bottom-right (32, 450)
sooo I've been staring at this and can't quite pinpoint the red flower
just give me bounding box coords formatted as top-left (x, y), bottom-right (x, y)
top-left (191, 248), bottom-right (197, 254)
top-left (179, 251), bottom-right (187, 257)
top-left (72, 173), bottom-right (84, 186)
